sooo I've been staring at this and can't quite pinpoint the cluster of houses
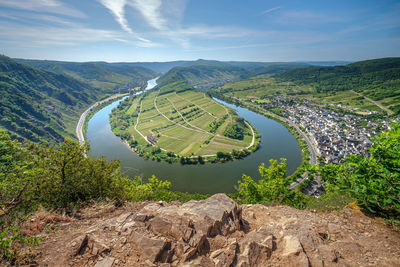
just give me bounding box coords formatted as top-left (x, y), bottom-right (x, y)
top-left (260, 95), bottom-right (390, 163)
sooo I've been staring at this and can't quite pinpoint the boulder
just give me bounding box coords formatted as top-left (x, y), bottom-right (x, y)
top-left (144, 193), bottom-right (243, 262)
top-left (131, 232), bottom-right (173, 263)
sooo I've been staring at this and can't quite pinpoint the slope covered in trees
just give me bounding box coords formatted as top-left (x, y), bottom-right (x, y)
top-left (16, 59), bottom-right (157, 91)
top-left (156, 61), bottom-right (249, 89)
top-left (0, 55), bottom-right (108, 143)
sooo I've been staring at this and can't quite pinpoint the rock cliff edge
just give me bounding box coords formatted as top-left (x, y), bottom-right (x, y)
top-left (29, 194), bottom-right (400, 266)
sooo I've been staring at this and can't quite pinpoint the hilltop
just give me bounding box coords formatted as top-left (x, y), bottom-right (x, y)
top-left (156, 60), bottom-right (312, 90)
top-left (18, 194), bottom-right (400, 266)
top-left (16, 58), bottom-right (157, 91)
top-left (275, 57), bottom-right (400, 114)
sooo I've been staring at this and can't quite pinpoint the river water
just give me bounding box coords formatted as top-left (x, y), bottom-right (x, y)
top-left (86, 79), bottom-right (302, 194)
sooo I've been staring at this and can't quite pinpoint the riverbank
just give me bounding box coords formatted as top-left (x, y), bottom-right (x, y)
top-left (110, 88), bottom-right (261, 164)
top-left (86, 92), bottom-right (301, 194)
top-left (76, 93), bottom-right (128, 144)
top-left (210, 92), bottom-right (314, 180)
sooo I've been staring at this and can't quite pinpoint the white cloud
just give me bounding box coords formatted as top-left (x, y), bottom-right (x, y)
top-left (0, 23), bottom-right (120, 46)
top-left (99, 0), bottom-right (132, 33)
top-left (261, 6), bottom-right (281, 15)
top-left (176, 25), bottom-right (265, 39)
top-left (98, 0), bottom-right (156, 45)
top-left (0, 20), bottom-right (156, 48)
top-left (0, 0), bottom-right (86, 18)
top-left (128, 0), bottom-right (166, 30)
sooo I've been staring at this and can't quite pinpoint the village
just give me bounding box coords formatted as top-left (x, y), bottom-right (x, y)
top-left (260, 95), bottom-right (391, 163)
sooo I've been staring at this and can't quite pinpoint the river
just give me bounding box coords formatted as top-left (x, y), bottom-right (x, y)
top-left (86, 78), bottom-right (302, 194)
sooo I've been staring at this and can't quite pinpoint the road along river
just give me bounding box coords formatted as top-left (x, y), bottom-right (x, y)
top-left (86, 79), bottom-right (302, 194)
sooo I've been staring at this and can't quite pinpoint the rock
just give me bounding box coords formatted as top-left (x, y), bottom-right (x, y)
top-left (75, 235), bottom-right (89, 256)
top-left (183, 256), bottom-right (215, 267)
top-left (332, 241), bottom-right (362, 258)
top-left (31, 194), bottom-right (400, 267)
top-left (157, 193), bottom-right (242, 237)
top-left (282, 235), bottom-right (302, 257)
top-left (211, 239), bottom-right (237, 267)
top-left (145, 194), bottom-right (242, 262)
top-left (131, 232), bottom-right (173, 263)
top-left (116, 212), bottom-right (133, 224)
top-left (94, 256), bottom-right (115, 267)
top-left (237, 227), bottom-right (274, 266)
top-left (139, 203), bottom-right (163, 216)
top-left (134, 213), bottom-right (150, 222)
top-left (281, 235), bottom-right (310, 267)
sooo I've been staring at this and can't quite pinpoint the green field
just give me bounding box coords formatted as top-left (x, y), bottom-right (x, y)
top-left (110, 89), bottom-right (258, 160)
top-left (215, 75), bottom-right (388, 114)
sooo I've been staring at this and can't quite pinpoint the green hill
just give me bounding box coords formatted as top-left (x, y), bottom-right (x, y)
top-left (15, 59), bottom-right (157, 91)
top-left (157, 61), bottom-right (249, 90)
top-left (275, 58), bottom-right (400, 114)
top-left (0, 55), bottom-right (109, 143)
top-left (156, 60), bottom-right (315, 90)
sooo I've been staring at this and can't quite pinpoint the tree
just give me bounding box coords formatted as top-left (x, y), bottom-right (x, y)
top-left (321, 122), bottom-right (400, 218)
top-left (0, 130), bottom-right (37, 223)
top-left (237, 158), bottom-right (305, 207)
top-left (198, 156), bottom-right (205, 165)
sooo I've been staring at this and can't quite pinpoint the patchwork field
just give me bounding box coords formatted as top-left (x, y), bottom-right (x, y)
top-left (215, 75), bottom-right (386, 114)
top-left (110, 89), bottom-right (256, 158)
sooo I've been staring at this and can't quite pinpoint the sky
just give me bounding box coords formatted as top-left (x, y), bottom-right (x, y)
top-left (0, 0), bottom-right (399, 62)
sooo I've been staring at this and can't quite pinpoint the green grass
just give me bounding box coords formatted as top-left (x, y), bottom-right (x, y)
top-left (110, 89), bottom-right (259, 161)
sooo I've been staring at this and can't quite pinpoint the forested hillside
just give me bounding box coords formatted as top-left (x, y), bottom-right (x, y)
top-left (156, 61), bottom-right (249, 90)
top-left (276, 58), bottom-right (400, 113)
top-left (229, 62), bottom-right (310, 76)
top-left (16, 59), bottom-right (157, 91)
top-left (0, 56), bottom-right (106, 143)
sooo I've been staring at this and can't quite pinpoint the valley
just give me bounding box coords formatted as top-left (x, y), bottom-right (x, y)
top-left (1, 1), bottom-right (400, 265)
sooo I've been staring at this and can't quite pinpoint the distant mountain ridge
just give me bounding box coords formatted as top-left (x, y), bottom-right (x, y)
top-left (155, 59), bottom-right (318, 92)
top-left (274, 57), bottom-right (400, 114)
top-left (16, 58), bottom-right (348, 75)
top-left (15, 58), bottom-right (157, 91)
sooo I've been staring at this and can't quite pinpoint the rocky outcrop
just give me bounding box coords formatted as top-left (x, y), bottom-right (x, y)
top-left (32, 194), bottom-right (400, 266)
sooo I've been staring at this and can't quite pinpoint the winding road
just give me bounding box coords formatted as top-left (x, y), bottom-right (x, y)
top-left (76, 93), bottom-right (127, 145)
top-left (76, 77), bottom-right (160, 145)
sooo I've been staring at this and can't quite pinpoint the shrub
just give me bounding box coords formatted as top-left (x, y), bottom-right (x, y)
top-left (321, 122), bottom-right (400, 218)
top-left (0, 227), bottom-right (40, 261)
top-left (236, 158), bottom-right (305, 207)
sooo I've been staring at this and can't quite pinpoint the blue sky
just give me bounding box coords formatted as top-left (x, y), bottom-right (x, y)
top-left (0, 0), bottom-right (399, 62)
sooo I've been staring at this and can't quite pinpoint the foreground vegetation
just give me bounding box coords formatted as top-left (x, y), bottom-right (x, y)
top-left (1, 122), bottom-right (399, 261)
top-left (235, 122), bottom-right (400, 226)
top-left (0, 130), bottom-right (207, 261)
top-left (109, 81), bottom-right (260, 163)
